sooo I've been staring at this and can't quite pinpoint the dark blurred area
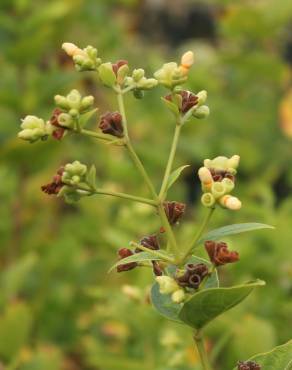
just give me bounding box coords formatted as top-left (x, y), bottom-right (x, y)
top-left (0, 0), bottom-right (292, 369)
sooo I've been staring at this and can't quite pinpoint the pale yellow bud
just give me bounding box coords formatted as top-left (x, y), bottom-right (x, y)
top-left (171, 289), bottom-right (186, 304)
top-left (220, 195), bottom-right (242, 210)
top-left (180, 51), bottom-right (194, 69)
top-left (198, 167), bottom-right (213, 190)
top-left (228, 155), bottom-right (240, 169)
top-left (62, 42), bottom-right (84, 57)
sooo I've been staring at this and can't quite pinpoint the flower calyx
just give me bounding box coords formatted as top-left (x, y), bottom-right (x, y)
top-left (205, 240), bottom-right (239, 266)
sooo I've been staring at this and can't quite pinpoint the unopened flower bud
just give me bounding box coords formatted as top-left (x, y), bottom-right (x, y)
top-left (180, 51), bottom-right (194, 75)
top-left (156, 276), bottom-right (179, 294)
top-left (196, 90), bottom-right (207, 106)
top-left (171, 289), bottom-right (186, 303)
top-left (219, 195), bottom-right (242, 210)
top-left (81, 95), bottom-right (94, 111)
top-left (163, 201), bottom-right (186, 225)
top-left (228, 155), bottom-right (240, 170)
top-left (193, 105), bottom-right (210, 119)
top-left (132, 68), bottom-right (145, 82)
top-left (66, 89), bottom-right (82, 109)
top-left (98, 62), bottom-right (117, 87)
top-left (221, 178), bottom-right (235, 193)
top-left (198, 167), bottom-right (213, 191)
top-left (201, 193), bottom-right (215, 208)
top-left (117, 248), bottom-right (137, 272)
top-left (211, 182), bottom-right (226, 199)
top-left (62, 42), bottom-right (84, 57)
top-left (18, 115), bottom-right (48, 143)
top-left (54, 95), bottom-right (70, 110)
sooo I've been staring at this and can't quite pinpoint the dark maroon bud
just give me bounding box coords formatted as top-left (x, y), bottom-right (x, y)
top-left (165, 90), bottom-right (198, 114)
top-left (205, 241), bottom-right (239, 266)
top-left (163, 201), bottom-right (186, 225)
top-left (237, 361), bottom-right (261, 370)
top-left (50, 108), bottom-right (66, 140)
top-left (117, 248), bottom-right (137, 273)
top-left (112, 60), bottom-right (128, 76)
top-left (41, 167), bottom-right (65, 195)
top-left (99, 111), bottom-right (124, 138)
top-left (152, 261), bottom-right (163, 276)
top-left (209, 168), bottom-right (236, 183)
top-left (176, 272), bottom-right (191, 287)
top-left (141, 235), bottom-right (159, 250)
top-left (188, 274), bottom-right (201, 289)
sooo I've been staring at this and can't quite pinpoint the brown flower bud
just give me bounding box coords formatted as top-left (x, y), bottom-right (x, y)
top-left (112, 60), bottom-right (128, 76)
top-left (209, 168), bottom-right (235, 183)
top-left (237, 361), bottom-right (261, 370)
top-left (163, 201), bottom-right (186, 225)
top-left (140, 235), bottom-right (159, 250)
top-left (117, 248), bottom-right (137, 272)
top-left (176, 263), bottom-right (209, 289)
top-left (99, 112), bottom-right (124, 138)
top-left (50, 108), bottom-right (66, 140)
top-left (152, 261), bottom-right (163, 276)
top-left (41, 167), bottom-right (65, 195)
top-left (165, 90), bottom-right (198, 114)
top-left (205, 241), bottom-right (239, 266)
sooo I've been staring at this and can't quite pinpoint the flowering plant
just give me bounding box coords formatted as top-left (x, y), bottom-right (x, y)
top-left (18, 43), bottom-right (292, 370)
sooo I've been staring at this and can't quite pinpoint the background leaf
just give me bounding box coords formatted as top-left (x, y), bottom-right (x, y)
top-left (196, 223), bottom-right (274, 245)
top-left (167, 165), bottom-right (190, 191)
top-left (232, 340), bottom-right (292, 370)
top-left (178, 280), bottom-right (265, 330)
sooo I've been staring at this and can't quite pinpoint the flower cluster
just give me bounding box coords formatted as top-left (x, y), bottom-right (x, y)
top-left (163, 201), bottom-right (186, 226)
top-left (156, 276), bottom-right (186, 304)
top-left (199, 155), bottom-right (242, 210)
top-left (237, 361), bottom-right (261, 370)
top-left (62, 43), bottom-right (101, 71)
top-left (99, 112), bottom-right (124, 137)
top-left (41, 161), bottom-right (95, 203)
top-left (205, 241), bottom-right (239, 266)
top-left (18, 115), bottom-right (53, 143)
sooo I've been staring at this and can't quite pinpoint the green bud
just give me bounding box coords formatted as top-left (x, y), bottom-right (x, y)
top-left (54, 95), bottom-right (70, 110)
top-left (66, 89), bottom-right (82, 109)
top-left (132, 68), bottom-right (145, 82)
top-left (193, 105), bottom-right (210, 119)
top-left (139, 78), bottom-right (158, 89)
top-left (98, 62), bottom-right (116, 87)
top-left (201, 192), bottom-right (215, 208)
top-left (133, 89), bottom-right (144, 99)
top-left (80, 95), bottom-right (94, 111)
top-left (221, 178), bottom-right (235, 193)
top-left (211, 182), bottom-right (226, 199)
top-left (57, 113), bottom-right (74, 128)
top-left (69, 109), bottom-right (79, 118)
top-left (117, 64), bottom-right (129, 85)
top-left (154, 62), bottom-right (186, 89)
top-left (156, 276), bottom-right (179, 295)
top-left (196, 90), bottom-right (207, 106)
top-left (62, 160), bottom-right (87, 185)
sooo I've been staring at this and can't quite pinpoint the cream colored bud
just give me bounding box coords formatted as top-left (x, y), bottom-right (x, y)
top-left (197, 90), bottom-right (207, 106)
top-left (198, 167), bottom-right (213, 190)
top-left (211, 182), bottom-right (226, 199)
top-left (180, 51), bottom-right (194, 68)
top-left (156, 276), bottom-right (179, 295)
top-left (221, 178), bottom-right (235, 193)
top-left (220, 195), bottom-right (242, 210)
top-left (62, 42), bottom-right (84, 57)
top-left (171, 289), bottom-right (186, 304)
top-left (201, 193), bottom-right (215, 208)
top-left (228, 155), bottom-right (240, 169)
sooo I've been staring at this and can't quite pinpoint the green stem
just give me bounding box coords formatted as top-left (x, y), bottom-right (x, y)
top-left (159, 123), bottom-right (182, 199)
top-left (117, 90), bottom-right (129, 137)
top-left (130, 242), bottom-right (175, 263)
top-left (80, 128), bottom-right (115, 142)
top-left (181, 207), bottom-right (215, 263)
top-left (193, 331), bottom-right (212, 370)
top-left (72, 183), bottom-right (157, 206)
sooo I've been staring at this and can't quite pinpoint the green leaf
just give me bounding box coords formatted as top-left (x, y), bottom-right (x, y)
top-left (161, 97), bottom-right (179, 116)
top-left (232, 340), bottom-right (292, 370)
top-left (197, 223), bottom-right (274, 246)
top-left (86, 164), bottom-right (97, 189)
top-left (150, 282), bottom-right (183, 322)
top-left (79, 108), bottom-right (98, 128)
top-left (108, 251), bottom-right (163, 272)
top-left (98, 63), bottom-right (117, 87)
top-left (167, 165), bottom-right (190, 190)
top-left (178, 280), bottom-right (265, 330)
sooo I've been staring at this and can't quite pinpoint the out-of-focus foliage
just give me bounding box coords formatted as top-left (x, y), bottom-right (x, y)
top-left (0, 0), bottom-right (291, 369)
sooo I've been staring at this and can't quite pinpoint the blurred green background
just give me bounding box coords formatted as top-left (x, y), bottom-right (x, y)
top-left (1, 0), bottom-right (292, 369)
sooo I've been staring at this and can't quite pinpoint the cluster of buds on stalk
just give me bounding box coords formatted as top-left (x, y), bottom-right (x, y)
top-left (41, 161), bottom-right (96, 203)
top-left (237, 361), bottom-right (261, 370)
top-left (156, 276), bottom-right (186, 304)
top-left (62, 43), bottom-right (101, 71)
top-left (198, 155), bottom-right (242, 210)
